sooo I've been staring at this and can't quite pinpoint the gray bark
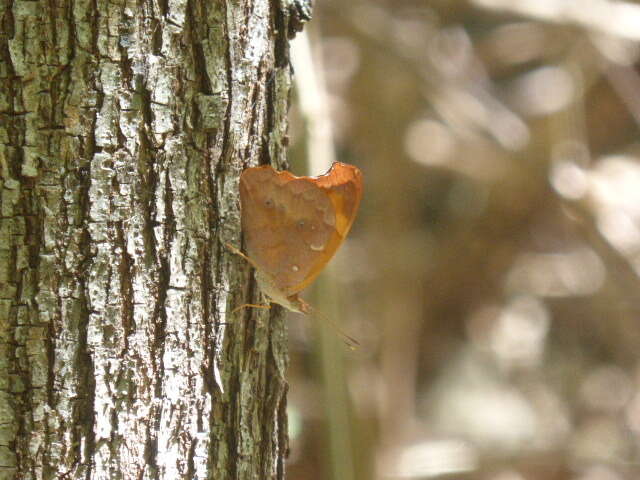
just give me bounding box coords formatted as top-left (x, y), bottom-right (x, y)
top-left (0, 0), bottom-right (296, 478)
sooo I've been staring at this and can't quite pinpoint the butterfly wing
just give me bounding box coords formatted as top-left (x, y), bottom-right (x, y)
top-left (240, 162), bottom-right (363, 297)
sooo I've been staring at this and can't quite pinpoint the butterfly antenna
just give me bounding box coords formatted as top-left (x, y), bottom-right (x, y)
top-left (298, 298), bottom-right (360, 350)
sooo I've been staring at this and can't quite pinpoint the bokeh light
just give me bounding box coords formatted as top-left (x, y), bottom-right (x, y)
top-left (285, 1), bottom-right (640, 479)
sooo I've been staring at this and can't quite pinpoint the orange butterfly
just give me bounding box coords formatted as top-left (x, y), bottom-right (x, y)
top-left (228, 162), bottom-right (363, 345)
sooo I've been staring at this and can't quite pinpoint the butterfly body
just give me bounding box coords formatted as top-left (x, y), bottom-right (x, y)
top-left (253, 270), bottom-right (308, 313)
top-left (239, 162), bottom-right (363, 311)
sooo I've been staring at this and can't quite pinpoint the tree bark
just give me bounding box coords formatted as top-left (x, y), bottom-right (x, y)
top-left (0, 0), bottom-right (297, 478)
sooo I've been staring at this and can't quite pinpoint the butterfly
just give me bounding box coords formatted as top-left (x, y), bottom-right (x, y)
top-left (228, 162), bottom-right (363, 345)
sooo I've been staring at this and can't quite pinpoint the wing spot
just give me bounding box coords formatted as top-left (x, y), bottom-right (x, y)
top-left (291, 264), bottom-right (300, 272)
top-left (310, 242), bottom-right (325, 251)
top-left (264, 198), bottom-right (274, 207)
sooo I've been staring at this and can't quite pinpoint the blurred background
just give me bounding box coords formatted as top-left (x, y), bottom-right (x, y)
top-left (284, 1), bottom-right (640, 479)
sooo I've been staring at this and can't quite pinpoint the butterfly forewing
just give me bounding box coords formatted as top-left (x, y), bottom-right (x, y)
top-left (240, 162), bottom-right (363, 297)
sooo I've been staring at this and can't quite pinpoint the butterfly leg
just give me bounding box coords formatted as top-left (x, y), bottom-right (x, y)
top-left (225, 242), bottom-right (262, 270)
top-left (226, 244), bottom-right (272, 314)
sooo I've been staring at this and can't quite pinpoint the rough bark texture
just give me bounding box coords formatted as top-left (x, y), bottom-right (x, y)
top-left (0, 0), bottom-right (295, 478)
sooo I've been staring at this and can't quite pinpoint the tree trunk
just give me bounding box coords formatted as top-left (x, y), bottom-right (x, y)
top-left (0, 0), bottom-right (298, 478)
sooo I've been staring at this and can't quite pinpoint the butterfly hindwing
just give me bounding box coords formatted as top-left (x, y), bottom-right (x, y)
top-left (240, 163), bottom-right (363, 297)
